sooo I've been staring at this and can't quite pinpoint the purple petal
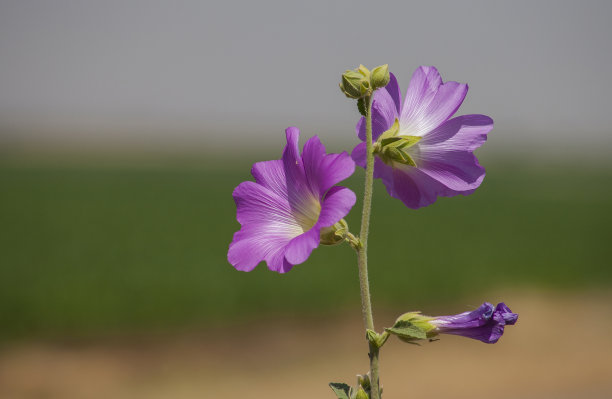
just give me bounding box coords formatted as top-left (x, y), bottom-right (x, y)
top-left (351, 142), bottom-right (367, 169)
top-left (442, 323), bottom-right (506, 344)
top-left (229, 181), bottom-right (302, 271)
top-left (400, 66), bottom-right (468, 136)
top-left (301, 135), bottom-right (327, 197)
top-left (282, 126), bottom-right (308, 192)
top-left (386, 73), bottom-right (402, 115)
top-left (284, 227), bottom-right (321, 267)
top-left (399, 66), bottom-right (443, 127)
top-left (413, 149), bottom-right (486, 192)
top-left (420, 114), bottom-right (493, 151)
top-left (251, 159), bottom-right (287, 199)
top-left (435, 303), bottom-right (495, 329)
top-left (317, 186), bottom-right (357, 227)
top-left (317, 152), bottom-right (356, 194)
top-left (391, 167), bottom-right (455, 209)
top-left (302, 136), bottom-right (355, 196)
top-left (227, 231), bottom-right (267, 272)
top-left (356, 87), bottom-right (399, 141)
top-left (494, 303), bottom-right (519, 325)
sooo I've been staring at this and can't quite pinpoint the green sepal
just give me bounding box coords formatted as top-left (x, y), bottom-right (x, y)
top-left (386, 312), bottom-right (438, 343)
top-left (376, 118), bottom-right (400, 143)
top-left (355, 386), bottom-right (370, 399)
top-left (373, 119), bottom-right (421, 167)
top-left (385, 320), bottom-right (428, 340)
top-left (357, 374), bottom-right (371, 391)
top-left (329, 382), bottom-right (352, 399)
top-left (320, 219), bottom-right (349, 246)
top-left (366, 329), bottom-right (390, 348)
top-left (382, 147), bottom-right (417, 167)
top-left (358, 64), bottom-right (371, 78)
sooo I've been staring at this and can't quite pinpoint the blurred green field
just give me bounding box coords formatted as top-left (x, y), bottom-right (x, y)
top-left (1, 158), bottom-right (611, 340)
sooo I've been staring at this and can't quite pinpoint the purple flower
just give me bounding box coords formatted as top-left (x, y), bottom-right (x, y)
top-left (431, 302), bottom-right (518, 343)
top-left (228, 127), bottom-right (356, 273)
top-left (352, 66), bottom-right (494, 209)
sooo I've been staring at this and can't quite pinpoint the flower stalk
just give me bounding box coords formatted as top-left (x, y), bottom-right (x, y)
top-left (356, 94), bottom-right (381, 399)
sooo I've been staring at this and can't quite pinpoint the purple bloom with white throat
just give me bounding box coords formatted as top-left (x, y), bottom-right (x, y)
top-left (431, 302), bottom-right (518, 343)
top-left (352, 66), bottom-right (494, 209)
top-left (228, 127), bottom-right (356, 273)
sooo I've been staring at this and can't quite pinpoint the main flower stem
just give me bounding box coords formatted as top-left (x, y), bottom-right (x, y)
top-left (357, 95), bottom-right (380, 399)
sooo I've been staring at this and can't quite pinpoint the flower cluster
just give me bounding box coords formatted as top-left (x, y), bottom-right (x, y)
top-left (227, 65), bottom-right (515, 343)
top-left (227, 64), bottom-right (516, 399)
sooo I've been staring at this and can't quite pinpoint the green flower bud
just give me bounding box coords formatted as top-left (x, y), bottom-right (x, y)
top-left (357, 373), bottom-right (371, 391)
top-left (340, 70), bottom-right (366, 99)
top-left (339, 65), bottom-right (375, 99)
top-left (371, 64), bottom-right (390, 90)
top-left (391, 312), bottom-right (438, 343)
top-left (355, 387), bottom-right (369, 399)
top-left (319, 219), bottom-right (349, 245)
top-left (357, 64), bottom-right (371, 78)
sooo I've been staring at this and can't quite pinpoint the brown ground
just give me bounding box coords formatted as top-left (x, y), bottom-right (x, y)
top-left (1, 290), bottom-right (611, 399)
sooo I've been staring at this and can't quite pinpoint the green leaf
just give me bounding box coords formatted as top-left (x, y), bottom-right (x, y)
top-left (385, 320), bottom-right (428, 340)
top-left (357, 97), bottom-right (367, 116)
top-left (329, 382), bottom-right (351, 399)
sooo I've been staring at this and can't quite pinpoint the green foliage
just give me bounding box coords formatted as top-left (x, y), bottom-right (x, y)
top-left (0, 160), bottom-right (611, 339)
top-left (385, 320), bottom-right (427, 340)
top-left (329, 382), bottom-right (352, 399)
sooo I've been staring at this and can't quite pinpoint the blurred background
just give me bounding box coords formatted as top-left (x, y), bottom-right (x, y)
top-left (1, 1), bottom-right (611, 398)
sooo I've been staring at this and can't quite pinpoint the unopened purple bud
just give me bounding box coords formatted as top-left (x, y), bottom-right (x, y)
top-left (431, 302), bottom-right (518, 344)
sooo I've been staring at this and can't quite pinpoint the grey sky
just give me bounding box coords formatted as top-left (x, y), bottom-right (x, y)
top-left (1, 0), bottom-right (611, 154)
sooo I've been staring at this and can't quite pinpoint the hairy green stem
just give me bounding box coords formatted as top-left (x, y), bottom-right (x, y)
top-left (357, 95), bottom-right (381, 399)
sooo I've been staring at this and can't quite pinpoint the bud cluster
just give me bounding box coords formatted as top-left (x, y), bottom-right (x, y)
top-left (339, 64), bottom-right (390, 99)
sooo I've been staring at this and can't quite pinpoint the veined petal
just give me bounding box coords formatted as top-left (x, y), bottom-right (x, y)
top-left (283, 126), bottom-right (309, 195)
top-left (282, 128), bottom-right (321, 227)
top-left (433, 303), bottom-right (495, 329)
top-left (420, 114), bottom-right (493, 151)
top-left (401, 81), bottom-right (468, 137)
top-left (251, 159), bottom-right (287, 199)
top-left (232, 181), bottom-right (295, 227)
top-left (351, 142), bottom-right (367, 169)
top-left (317, 152), bottom-right (355, 195)
top-left (399, 66), bottom-right (468, 137)
top-left (412, 148), bottom-right (485, 192)
top-left (441, 323), bottom-right (506, 344)
top-left (228, 225), bottom-right (291, 272)
top-left (317, 186), bottom-right (356, 227)
top-left (301, 135), bottom-right (326, 197)
top-left (399, 66), bottom-right (443, 127)
top-left (391, 167), bottom-right (451, 209)
top-left (284, 227), bottom-right (321, 267)
top-left (386, 72), bottom-right (402, 114)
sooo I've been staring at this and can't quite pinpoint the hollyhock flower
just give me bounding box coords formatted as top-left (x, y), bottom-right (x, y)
top-left (228, 127), bottom-right (356, 273)
top-left (430, 302), bottom-right (518, 343)
top-left (352, 66), bottom-right (494, 209)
